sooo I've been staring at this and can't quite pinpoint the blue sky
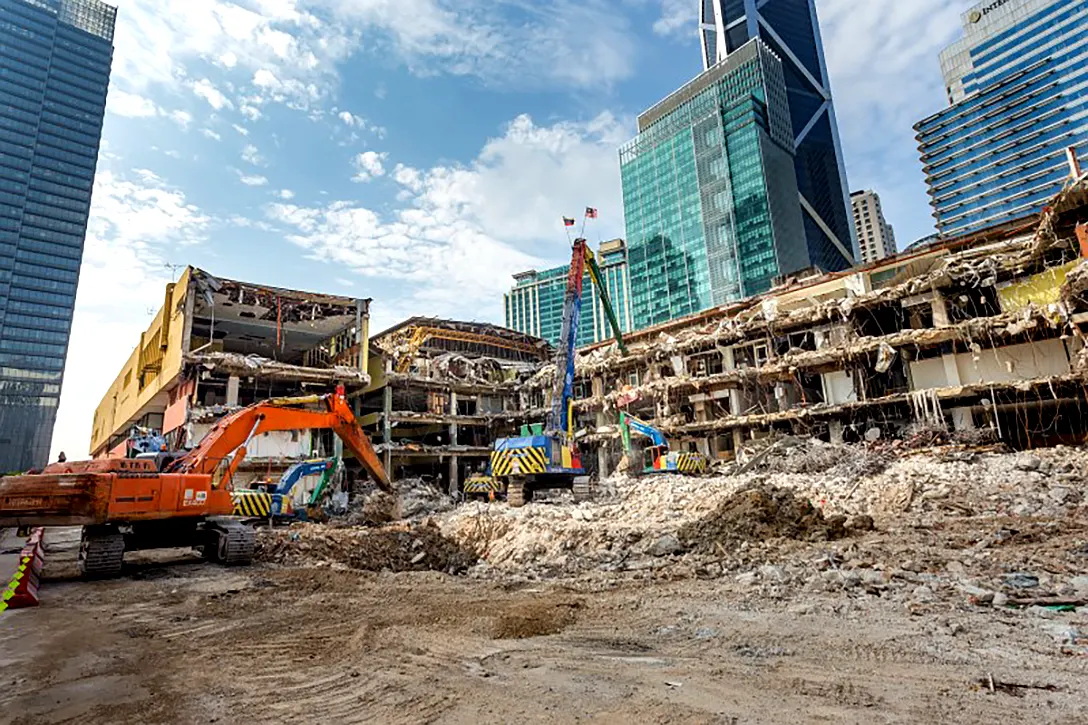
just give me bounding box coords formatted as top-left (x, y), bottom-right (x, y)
top-left (53, 0), bottom-right (975, 457)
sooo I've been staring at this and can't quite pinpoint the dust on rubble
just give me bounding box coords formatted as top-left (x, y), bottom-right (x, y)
top-left (678, 485), bottom-right (874, 553)
top-left (254, 520), bottom-right (477, 573)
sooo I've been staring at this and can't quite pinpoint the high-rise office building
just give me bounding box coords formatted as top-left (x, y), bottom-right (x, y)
top-left (916, 0), bottom-right (1088, 237)
top-left (699, 0), bottom-right (857, 270)
top-left (0, 0), bottom-right (115, 471)
top-left (620, 39), bottom-right (807, 329)
top-left (505, 239), bottom-right (632, 348)
top-left (850, 190), bottom-right (896, 264)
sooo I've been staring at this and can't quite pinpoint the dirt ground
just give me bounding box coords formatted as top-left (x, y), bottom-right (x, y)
top-left (1, 550), bottom-right (1085, 724)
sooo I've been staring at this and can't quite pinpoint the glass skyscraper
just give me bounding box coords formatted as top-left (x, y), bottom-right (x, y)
top-left (699, 0), bottom-right (857, 271)
top-left (915, 0), bottom-right (1088, 237)
top-left (620, 39), bottom-right (807, 329)
top-left (0, 0), bottom-right (115, 471)
top-left (505, 238), bottom-right (632, 348)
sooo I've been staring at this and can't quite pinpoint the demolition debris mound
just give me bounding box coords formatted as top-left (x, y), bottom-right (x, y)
top-left (680, 485), bottom-right (865, 552)
top-left (254, 520), bottom-right (477, 573)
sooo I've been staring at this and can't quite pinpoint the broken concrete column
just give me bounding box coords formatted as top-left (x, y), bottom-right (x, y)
top-left (732, 429), bottom-right (746, 463)
top-left (932, 294), bottom-right (952, 328)
top-left (829, 420), bottom-right (845, 444)
top-left (448, 391), bottom-right (458, 495)
top-left (226, 376), bottom-right (240, 407)
top-left (952, 408), bottom-right (975, 431)
top-left (592, 376), bottom-right (611, 479)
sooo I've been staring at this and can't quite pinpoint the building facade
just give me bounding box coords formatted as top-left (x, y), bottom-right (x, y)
top-left (699, 0), bottom-right (857, 270)
top-left (0, 0), bottom-right (115, 471)
top-left (504, 238), bottom-right (632, 348)
top-left (620, 40), bottom-right (808, 329)
top-left (915, 0), bottom-right (1088, 237)
top-left (851, 190), bottom-right (897, 263)
top-left (92, 267), bottom-right (373, 486)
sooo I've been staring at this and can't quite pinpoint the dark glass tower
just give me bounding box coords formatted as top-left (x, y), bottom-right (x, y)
top-left (0, 0), bottom-right (115, 471)
top-left (699, 0), bottom-right (857, 272)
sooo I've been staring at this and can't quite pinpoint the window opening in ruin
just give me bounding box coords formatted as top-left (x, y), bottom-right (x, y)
top-left (457, 398), bottom-right (477, 416)
top-left (946, 285), bottom-right (1001, 323)
top-left (855, 303), bottom-right (906, 338)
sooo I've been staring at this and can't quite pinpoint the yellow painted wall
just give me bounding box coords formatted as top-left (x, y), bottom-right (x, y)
top-left (997, 261), bottom-right (1078, 314)
top-left (90, 268), bottom-right (193, 454)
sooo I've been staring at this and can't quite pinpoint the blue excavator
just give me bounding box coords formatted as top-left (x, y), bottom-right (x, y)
top-left (482, 236), bottom-right (627, 507)
top-left (619, 412), bottom-right (709, 476)
top-left (231, 458), bottom-right (341, 521)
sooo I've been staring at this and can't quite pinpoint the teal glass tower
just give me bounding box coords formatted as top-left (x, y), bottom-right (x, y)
top-left (620, 39), bottom-right (807, 329)
top-left (0, 0), bottom-right (115, 470)
top-left (505, 238), bottom-right (631, 348)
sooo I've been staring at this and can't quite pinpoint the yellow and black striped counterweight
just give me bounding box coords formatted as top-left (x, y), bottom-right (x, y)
top-left (232, 491), bottom-right (273, 517)
top-left (674, 452), bottom-right (709, 474)
top-left (490, 446), bottom-right (548, 476)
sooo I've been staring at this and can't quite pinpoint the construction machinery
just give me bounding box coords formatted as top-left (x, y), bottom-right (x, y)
top-left (0, 386), bottom-right (389, 577)
top-left (486, 237), bottom-right (627, 507)
top-left (619, 412), bottom-right (709, 476)
top-left (231, 457), bottom-right (340, 521)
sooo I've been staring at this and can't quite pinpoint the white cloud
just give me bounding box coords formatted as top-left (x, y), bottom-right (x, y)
top-left (392, 163), bottom-right (424, 193)
top-left (351, 151), bottom-right (387, 182)
top-left (652, 0), bottom-right (696, 36)
top-left (168, 109), bottom-right (193, 130)
top-left (51, 168), bottom-right (209, 459)
top-left (232, 124), bottom-right (250, 136)
top-left (201, 128), bottom-right (222, 141)
top-left (266, 112), bottom-right (626, 325)
top-left (328, 0), bottom-right (637, 89)
top-left (815, 0), bottom-right (964, 245)
top-left (241, 144), bottom-right (265, 166)
top-left (110, 0), bottom-right (349, 110)
top-left (107, 89), bottom-right (161, 118)
top-left (338, 110), bottom-right (365, 127)
top-left (238, 172), bottom-right (269, 186)
top-left (190, 77), bottom-right (233, 110)
top-left (277, 188), bottom-right (295, 199)
top-left (240, 104), bottom-right (263, 121)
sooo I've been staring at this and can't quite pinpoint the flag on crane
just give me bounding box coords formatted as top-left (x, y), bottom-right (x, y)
top-left (585, 207), bottom-right (598, 219)
top-left (563, 217), bottom-right (576, 227)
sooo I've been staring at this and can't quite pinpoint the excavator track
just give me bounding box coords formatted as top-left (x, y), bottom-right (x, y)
top-left (79, 526), bottom-right (126, 578)
top-left (205, 518), bottom-right (255, 565)
top-left (572, 476), bottom-right (595, 503)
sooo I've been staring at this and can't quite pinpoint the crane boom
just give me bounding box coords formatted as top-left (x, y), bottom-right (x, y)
top-left (170, 385), bottom-right (390, 491)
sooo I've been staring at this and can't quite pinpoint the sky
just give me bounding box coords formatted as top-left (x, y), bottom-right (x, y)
top-left (51, 0), bottom-right (975, 459)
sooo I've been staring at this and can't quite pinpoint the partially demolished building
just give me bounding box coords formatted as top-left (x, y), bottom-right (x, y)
top-left (91, 268), bottom-right (371, 484)
top-left (522, 177), bottom-right (1088, 476)
top-left (361, 318), bottom-right (550, 493)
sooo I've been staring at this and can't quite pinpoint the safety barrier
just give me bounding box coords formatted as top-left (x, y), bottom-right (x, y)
top-left (1, 527), bottom-right (45, 612)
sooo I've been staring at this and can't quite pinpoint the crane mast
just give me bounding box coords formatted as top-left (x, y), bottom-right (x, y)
top-left (546, 238), bottom-right (627, 439)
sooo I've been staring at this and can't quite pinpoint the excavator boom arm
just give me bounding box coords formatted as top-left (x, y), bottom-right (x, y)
top-left (172, 387), bottom-right (390, 491)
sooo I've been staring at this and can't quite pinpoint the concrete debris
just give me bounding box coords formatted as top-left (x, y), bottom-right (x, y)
top-left (187, 351), bottom-right (369, 384)
top-left (435, 445), bottom-right (1088, 602)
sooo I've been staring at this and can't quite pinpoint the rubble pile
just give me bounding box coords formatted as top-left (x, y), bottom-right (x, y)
top-left (678, 485), bottom-right (871, 553)
top-left (254, 521), bottom-right (477, 574)
top-left (396, 477), bottom-right (456, 519)
top-left (439, 446), bottom-right (1088, 580)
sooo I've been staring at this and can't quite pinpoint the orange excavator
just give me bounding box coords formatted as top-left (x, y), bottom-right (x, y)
top-left (0, 386), bottom-right (389, 577)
